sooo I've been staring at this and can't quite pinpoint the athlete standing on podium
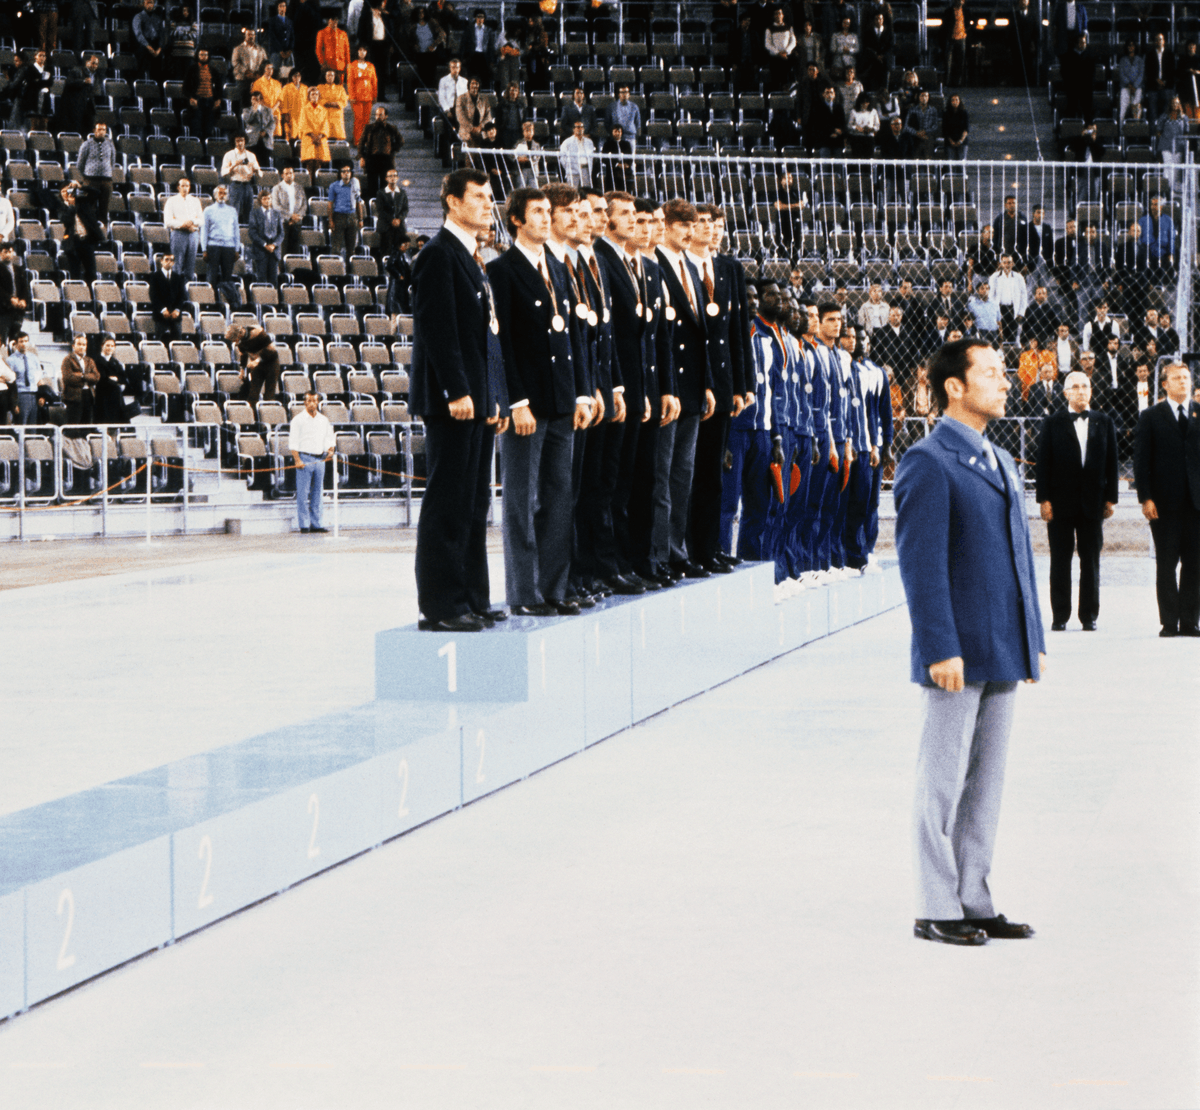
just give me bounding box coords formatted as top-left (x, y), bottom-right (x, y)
top-left (412, 168), bottom-right (509, 633)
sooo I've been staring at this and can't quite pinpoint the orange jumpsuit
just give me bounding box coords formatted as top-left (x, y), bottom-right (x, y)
top-left (252, 75), bottom-right (284, 137)
top-left (315, 25), bottom-right (351, 80)
top-left (299, 98), bottom-right (331, 163)
top-left (280, 79), bottom-right (308, 142)
top-left (319, 79), bottom-right (349, 142)
top-left (346, 60), bottom-right (378, 144)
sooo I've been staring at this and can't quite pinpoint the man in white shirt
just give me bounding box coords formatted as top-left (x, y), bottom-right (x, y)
top-left (289, 389), bottom-right (336, 532)
top-left (988, 252), bottom-right (1028, 342)
top-left (856, 281), bottom-right (890, 334)
top-left (163, 177), bottom-right (204, 280)
top-left (271, 164), bottom-right (307, 259)
top-left (514, 119), bottom-right (543, 187)
top-left (437, 57), bottom-right (469, 131)
top-left (0, 194), bottom-right (14, 244)
top-left (220, 135), bottom-right (262, 223)
top-left (559, 121), bottom-right (595, 188)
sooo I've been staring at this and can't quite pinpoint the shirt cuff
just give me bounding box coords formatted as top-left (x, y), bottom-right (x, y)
top-left (510, 399), bottom-right (530, 409)
top-left (612, 386), bottom-right (625, 394)
top-left (575, 395), bottom-right (592, 405)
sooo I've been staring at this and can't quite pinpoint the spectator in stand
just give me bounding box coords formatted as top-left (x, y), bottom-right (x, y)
top-left (75, 121), bottom-right (116, 224)
top-left (1144, 32), bottom-right (1175, 124)
top-left (243, 91), bottom-right (276, 166)
top-left (764, 8), bottom-right (797, 91)
top-left (559, 87), bottom-right (597, 141)
top-left (990, 253), bottom-right (1028, 341)
top-left (559, 119), bottom-right (595, 187)
top-left (473, 121), bottom-right (505, 193)
top-left (0, 242), bottom-right (28, 339)
top-left (462, 9), bottom-right (494, 85)
top-left (267, 1), bottom-right (295, 59)
top-left (734, 12), bottom-right (758, 92)
top-left (328, 162), bottom-right (365, 262)
top-left (872, 304), bottom-right (916, 384)
top-left (929, 278), bottom-right (965, 329)
top-left (290, 389), bottom-right (337, 532)
top-left (799, 20), bottom-right (825, 73)
top-left (944, 0), bottom-right (968, 86)
top-left (859, 11), bottom-right (893, 92)
top-left (61, 335), bottom-right (100, 426)
top-left (456, 76), bottom-right (491, 144)
top-left (520, 14), bottom-right (553, 93)
top-left (966, 223), bottom-right (998, 287)
top-left (375, 167), bottom-right (409, 257)
top-left (605, 85), bottom-right (641, 141)
top-left (768, 102), bottom-right (804, 150)
top-left (1025, 356), bottom-right (1067, 419)
top-left (183, 47), bottom-right (220, 139)
top-left (299, 85), bottom-right (331, 176)
top-left (514, 120), bottom-right (543, 187)
top-left (1158, 311), bottom-right (1180, 356)
top-left (272, 165), bottom-right (307, 258)
top-left (1179, 40), bottom-right (1200, 120)
top-left (1018, 334), bottom-right (1056, 401)
top-left (806, 84), bottom-right (846, 155)
top-left (967, 280), bottom-right (1000, 340)
top-left (347, 45), bottom-right (378, 145)
top-left (201, 186), bottom-right (241, 304)
top-left (52, 54), bottom-right (100, 136)
top-left (319, 68), bottom-right (350, 145)
top-left (1051, 321), bottom-right (1081, 378)
top-left (221, 135), bottom-right (262, 224)
top-left (857, 282), bottom-right (890, 334)
top-left (1061, 34), bottom-right (1095, 122)
top-left (943, 92), bottom-right (969, 160)
top-left (413, 11), bottom-right (447, 90)
top-left (600, 124), bottom-right (635, 192)
top-left (249, 189), bottom-right (284, 283)
top-left (4, 333), bottom-right (47, 425)
top-left (133, 0), bottom-right (168, 81)
top-left (494, 82), bottom-right (525, 148)
top-left (837, 66), bottom-right (864, 117)
top-left (775, 169), bottom-right (807, 250)
top-left (1139, 193), bottom-right (1176, 274)
top-left (1156, 97), bottom-right (1189, 191)
top-left (292, 0), bottom-right (323, 83)
top-left (1052, 0), bottom-right (1087, 58)
top-left (494, 20), bottom-right (522, 93)
top-left (991, 195), bottom-right (1028, 266)
top-left (879, 113), bottom-right (911, 158)
top-left (231, 27), bottom-right (267, 108)
top-left (1094, 332), bottom-right (1134, 414)
top-left (358, 105), bottom-right (403, 200)
top-left (316, 14), bottom-right (351, 83)
top-left (93, 334), bottom-right (136, 424)
top-left (149, 251), bottom-right (187, 341)
top-left (253, 62), bottom-right (285, 140)
top-left (1117, 38), bottom-right (1144, 123)
top-left (1024, 206), bottom-right (1054, 273)
top-left (280, 69), bottom-right (308, 142)
top-left (163, 178), bottom-right (203, 280)
top-left (359, 0), bottom-right (389, 79)
top-left (896, 68), bottom-right (922, 114)
top-left (1082, 298), bottom-right (1120, 350)
top-left (60, 183), bottom-right (103, 285)
top-left (903, 88), bottom-right (939, 159)
top-left (30, 0), bottom-right (59, 53)
top-left (227, 323), bottom-right (281, 409)
top-left (846, 92), bottom-right (879, 157)
top-left (830, 15), bottom-right (859, 78)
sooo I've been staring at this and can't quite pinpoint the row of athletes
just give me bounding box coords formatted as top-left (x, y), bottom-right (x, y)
top-left (410, 168), bottom-right (761, 631)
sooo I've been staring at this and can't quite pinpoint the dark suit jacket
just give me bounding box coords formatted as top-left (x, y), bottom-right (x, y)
top-left (1025, 380), bottom-right (1069, 418)
top-left (375, 186), bottom-right (409, 230)
top-left (595, 238), bottom-right (647, 408)
top-left (1022, 302), bottom-right (1058, 343)
top-left (641, 255), bottom-right (671, 401)
top-left (0, 261), bottom-right (31, 316)
top-left (149, 269), bottom-right (188, 316)
top-left (719, 254), bottom-right (753, 400)
top-left (410, 226), bottom-right (507, 420)
top-left (487, 247), bottom-right (584, 419)
top-left (1134, 399), bottom-right (1200, 511)
top-left (579, 249), bottom-right (616, 410)
top-left (706, 254), bottom-right (747, 411)
top-left (1035, 408), bottom-right (1119, 517)
top-left (894, 417), bottom-right (1045, 684)
top-left (656, 248), bottom-right (713, 415)
top-left (1145, 47), bottom-right (1176, 90)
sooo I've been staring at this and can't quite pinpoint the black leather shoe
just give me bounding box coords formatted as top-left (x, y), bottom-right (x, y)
top-left (645, 568), bottom-right (675, 587)
top-left (630, 573), bottom-right (664, 591)
top-left (299, 527), bottom-right (311, 533)
top-left (963, 914), bottom-right (1035, 939)
top-left (1051, 621), bottom-right (1067, 632)
top-left (914, 919), bottom-right (988, 946)
top-left (552, 599), bottom-right (581, 616)
top-left (477, 608), bottom-right (507, 622)
top-left (418, 614), bottom-right (486, 632)
top-left (715, 551), bottom-right (743, 566)
top-left (1081, 621), bottom-right (1096, 631)
top-left (702, 559), bottom-right (734, 574)
top-left (1179, 626), bottom-right (1200, 637)
top-left (574, 593), bottom-right (597, 608)
top-left (311, 526), bottom-right (329, 533)
top-left (671, 560), bottom-right (711, 579)
top-left (511, 603), bottom-right (559, 617)
top-left (603, 574), bottom-right (645, 595)
top-left (662, 563), bottom-right (685, 581)
top-left (1161, 626), bottom-right (1179, 637)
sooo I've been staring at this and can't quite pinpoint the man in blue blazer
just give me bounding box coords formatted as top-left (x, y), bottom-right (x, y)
top-left (411, 168), bottom-right (509, 632)
top-left (894, 337), bottom-right (1046, 946)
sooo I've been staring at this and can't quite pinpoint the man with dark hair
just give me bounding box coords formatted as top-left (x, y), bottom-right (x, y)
top-left (463, 8), bottom-right (495, 85)
top-left (412, 167), bottom-right (509, 632)
top-left (894, 336), bottom-right (1045, 946)
top-left (0, 243), bottom-right (30, 342)
top-left (1134, 361), bottom-right (1200, 636)
top-left (1036, 368), bottom-right (1119, 631)
top-left (289, 390), bottom-right (336, 533)
top-left (149, 252), bottom-right (188, 340)
top-left (357, 105), bottom-right (404, 202)
top-left (809, 302), bottom-right (852, 580)
top-left (489, 187), bottom-right (592, 617)
top-left (991, 195), bottom-right (1028, 268)
top-left (183, 47), bottom-right (219, 140)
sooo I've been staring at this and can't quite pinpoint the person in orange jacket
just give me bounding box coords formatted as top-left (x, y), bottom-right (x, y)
top-left (346, 44), bottom-right (378, 144)
top-left (315, 14), bottom-right (350, 82)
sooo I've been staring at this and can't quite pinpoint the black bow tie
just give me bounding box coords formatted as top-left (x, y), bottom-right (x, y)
top-left (1072, 411), bottom-right (1089, 421)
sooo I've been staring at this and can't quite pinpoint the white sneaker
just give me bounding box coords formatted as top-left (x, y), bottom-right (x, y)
top-left (864, 563), bottom-right (883, 575)
top-left (773, 582), bottom-right (788, 603)
top-left (791, 575), bottom-right (807, 591)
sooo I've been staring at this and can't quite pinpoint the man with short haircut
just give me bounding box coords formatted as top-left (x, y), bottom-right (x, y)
top-left (272, 165), bottom-right (308, 258)
top-left (895, 337), bottom-right (1045, 946)
top-left (1022, 285), bottom-right (1056, 345)
top-left (559, 120), bottom-right (595, 188)
top-left (857, 282), bottom-right (890, 334)
top-left (489, 187), bottom-right (591, 616)
top-left (0, 243), bottom-right (30, 342)
top-left (1036, 369), bottom-right (1119, 631)
top-left (989, 253), bottom-right (1028, 341)
top-left (4, 333), bottom-right (46, 425)
top-left (456, 76), bottom-right (491, 145)
top-left (75, 121), bottom-right (117, 224)
top-left (809, 303), bottom-right (853, 579)
top-left (163, 178), bottom-right (204, 281)
top-left (605, 84), bottom-right (641, 139)
top-left (200, 186), bottom-right (241, 303)
top-left (437, 58), bottom-right (469, 137)
top-left (242, 90), bottom-right (276, 164)
top-left (1026, 355), bottom-right (1067, 419)
top-left (375, 167), bottom-right (409, 258)
top-left (357, 105), bottom-right (404, 201)
top-left (991, 195), bottom-right (1028, 267)
top-left (221, 135), bottom-right (262, 224)
top-left (411, 167), bottom-right (509, 632)
top-left (559, 87), bottom-right (597, 141)
top-left (289, 390), bottom-right (336, 533)
top-left (249, 189), bottom-right (284, 283)
top-left (232, 26), bottom-right (268, 105)
top-left (149, 252), bottom-right (187, 340)
top-left (1134, 362), bottom-right (1200, 636)
top-left (464, 8), bottom-right (495, 84)
top-left (133, 0), bottom-right (168, 80)
top-left (328, 163), bottom-right (364, 262)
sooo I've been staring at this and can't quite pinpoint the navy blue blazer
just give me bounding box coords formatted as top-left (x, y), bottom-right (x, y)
top-left (706, 254), bottom-right (748, 409)
top-left (894, 418), bottom-right (1045, 685)
top-left (487, 246), bottom-right (585, 418)
top-left (410, 227), bottom-right (507, 420)
top-left (641, 256), bottom-right (671, 401)
top-left (656, 249), bottom-right (713, 415)
top-left (595, 238), bottom-right (648, 408)
top-left (1133, 398), bottom-right (1200, 511)
top-left (579, 250), bottom-right (617, 410)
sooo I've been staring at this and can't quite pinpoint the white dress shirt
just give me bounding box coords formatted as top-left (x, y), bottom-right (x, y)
top-left (437, 73), bottom-right (469, 115)
top-left (163, 192), bottom-right (204, 231)
top-left (288, 409), bottom-right (336, 455)
top-left (989, 268), bottom-right (1028, 315)
top-left (1071, 409), bottom-right (1088, 464)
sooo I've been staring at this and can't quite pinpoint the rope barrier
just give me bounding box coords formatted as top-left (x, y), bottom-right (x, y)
top-left (0, 462), bottom-right (148, 513)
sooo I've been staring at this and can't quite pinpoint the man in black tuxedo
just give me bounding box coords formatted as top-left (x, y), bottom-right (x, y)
top-left (595, 191), bottom-right (655, 592)
top-left (489, 187), bottom-right (592, 617)
top-left (1134, 361), bottom-right (1200, 636)
top-left (1035, 370), bottom-right (1119, 631)
top-left (149, 252), bottom-right (188, 341)
top-left (411, 167), bottom-right (509, 633)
